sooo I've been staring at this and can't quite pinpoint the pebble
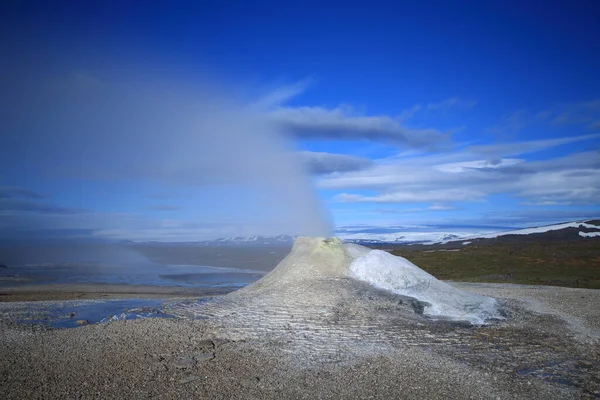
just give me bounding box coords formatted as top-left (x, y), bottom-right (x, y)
top-left (173, 356), bottom-right (195, 369)
top-left (179, 375), bottom-right (200, 384)
top-left (193, 352), bottom-right (215, 362)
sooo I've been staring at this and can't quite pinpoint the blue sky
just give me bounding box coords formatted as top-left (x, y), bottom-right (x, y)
top-left (1, 1), bottom-right (599, 241)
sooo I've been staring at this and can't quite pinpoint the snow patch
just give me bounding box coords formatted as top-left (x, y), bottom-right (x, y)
top-left (472, 222), bottom-right (599, 239)
top-left (462, 241), bottom-right (472, 245)
top-left (579, 231), bottom-right (600, 238)
top-left (348, 249), bottom-right (503, 325)
top-left (338, 231), bottom-right (480, 245)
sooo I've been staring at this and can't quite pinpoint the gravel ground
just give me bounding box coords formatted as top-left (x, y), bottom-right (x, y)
top-left (1, 284), bottom-right (599, 399)
top-left (451, 282), bottom-right (600, 340)
top-left (0, 314), bottom-right (584, 399)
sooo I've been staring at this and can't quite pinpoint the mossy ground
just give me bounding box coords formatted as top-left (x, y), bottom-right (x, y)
top-left (380, 240), bottom-right (600, 289)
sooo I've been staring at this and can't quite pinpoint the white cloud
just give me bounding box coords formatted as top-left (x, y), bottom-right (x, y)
top-left (269, 105), bottom-right (451, 148)
top-left (322, 137), bottom-right (600, 206)
top-left (258, 86), bottom-right (469, 148)
top-left (266, 96), bottom-right (473, 148)
top-left (428, 204), bottom-right (457, 211)
top-left (434, 158), bottom-right (524, 173)
top-left (468, 133), bottom-right (600, 157)
top-left (251, 78), bottom-right (313, 109)
top-left (335, 189), bottom-right (484, 204)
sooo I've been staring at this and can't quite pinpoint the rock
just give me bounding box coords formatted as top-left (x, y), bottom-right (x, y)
top-left (178, 375), bottom-right (200, 384)
top-left (173, 356), bottom-right (195, 369)
top-left (211, 338), bottom-right (231, 349)
top-left (75, 320), bottom-right (88, 326)
top-left (69, 312), bottom-right (76, 318)
top-left (193, 352), bottom-right (214, 362)
top-left (196, 339), bottom-right (215, 349)
top-left (576, 360), bottom-right (594, 369)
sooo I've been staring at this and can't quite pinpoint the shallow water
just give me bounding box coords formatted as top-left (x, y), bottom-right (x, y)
top-left (8, 298), bottom-right (179, 328)
top-left (0, 243), bottom-right (288, 290)
top-left (0, 263), bottom-right (265, 289)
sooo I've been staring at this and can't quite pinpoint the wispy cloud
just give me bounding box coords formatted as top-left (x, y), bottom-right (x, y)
top-left (428, 204), bottom-right (458, 211)
top-left (398, 98), bottom-right (477, 121)
top-left (336, 189), bottom-right (484, 204)
top-left (253, 85), bottom-right (465, 149)
top-left (551, 99), bottom-right (600, 126)
top-left (374, 204), bottom-right (458, 214)
top-left (397, 104), bottom-right (423, 121)
top-left (269, 105), bottom-right (451, 148)
top-left (0, 199), bottom-right (83, 214)
top-left (427, 98), bottom-right (478, 112)
top-left (488, 99), bottom-right (600, 135)
top-left (486, 110), bottom-right (544, 135)
top-left (267, 96), bottom-right (474, 148)
top-left (251, 78), bottom-right (314, 109)
top-left (468, 133), bottom-right (600, 157)
top-left (0, 186), bottom-right (47, 199)
top-left (323, 136), bottom-right (600, 206)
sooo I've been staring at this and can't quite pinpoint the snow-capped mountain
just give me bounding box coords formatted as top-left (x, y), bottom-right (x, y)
top-left (333, 224), bottom-right (503, 245)
top-left (464, 220), bottom-right (600, 239)
top-left (200, 231), bottom-right (474, 246)
top-left (457, 220), bottom-right (600, 243)
top-left (339, 232), bottom-right (465, 245)
top-left (139, 220), bottom-right (600, 246)
top-left (337, 220), bottom-right (600, 245)
top-left (203, 230), bottom-right (480, 246)
top-left (202, 235), bottom-right (297, 246)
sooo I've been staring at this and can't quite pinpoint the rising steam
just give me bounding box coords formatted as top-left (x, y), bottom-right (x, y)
top-left (0, 67), bottom-right (331, 240)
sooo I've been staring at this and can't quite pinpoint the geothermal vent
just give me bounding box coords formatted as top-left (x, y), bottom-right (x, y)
top-left (168, 237), bottom-right (503, 356)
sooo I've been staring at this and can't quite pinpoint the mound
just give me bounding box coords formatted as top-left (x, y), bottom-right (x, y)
top-left (174, 237), bottom-right (503, 325)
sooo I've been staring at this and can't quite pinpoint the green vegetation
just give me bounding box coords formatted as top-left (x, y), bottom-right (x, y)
top-left (384, 241), bottom-right (600, 289)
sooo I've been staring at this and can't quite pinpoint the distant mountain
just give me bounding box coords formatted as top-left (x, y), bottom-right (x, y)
top-left (131, 220), bottom-right (600, 247)
top-left (199, 235), bottom-right (297, 246)
top-left (194, 232), bottom-right (470, 246)
top-left (339, 220), bottom-right (600, 246)
top-left (342, 233), bottom-right (463, 246)
top-left (455, 220), bottom-right (600, 245)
